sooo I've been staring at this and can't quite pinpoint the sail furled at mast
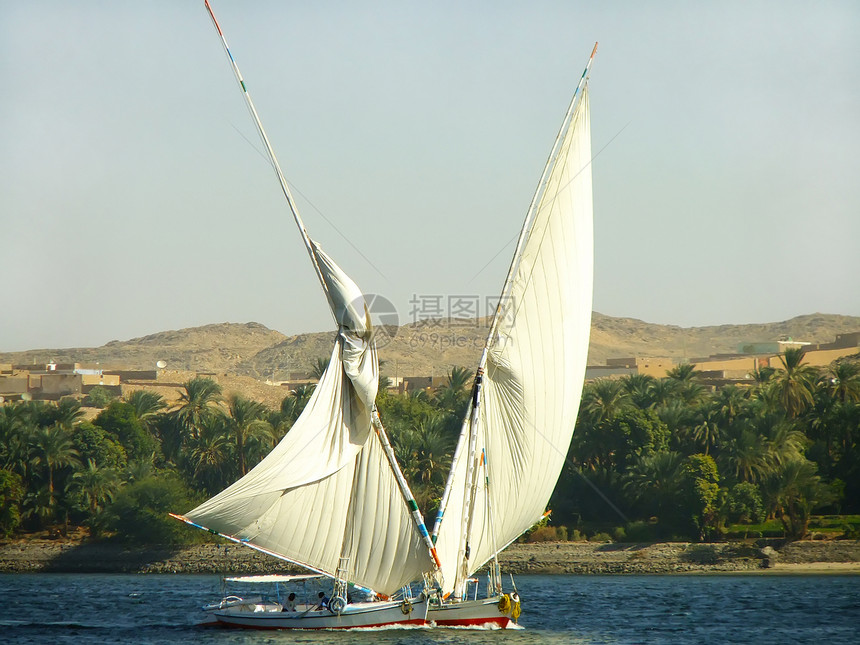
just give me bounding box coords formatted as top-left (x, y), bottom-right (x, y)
top-left (434, 85), bottom-right (593, 596)
top-left (183, 244), bottom-right (433, 596)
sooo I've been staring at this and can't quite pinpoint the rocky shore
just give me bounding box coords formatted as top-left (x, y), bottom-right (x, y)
top-left (1, 538), bottom-right (858, 575)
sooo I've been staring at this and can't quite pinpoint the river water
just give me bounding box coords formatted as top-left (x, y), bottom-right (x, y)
top-left (1, 573), bottom-right (857, 644)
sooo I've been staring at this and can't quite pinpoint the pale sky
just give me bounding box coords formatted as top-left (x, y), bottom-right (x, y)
top-left (2, 1), bottom-right (858, 352)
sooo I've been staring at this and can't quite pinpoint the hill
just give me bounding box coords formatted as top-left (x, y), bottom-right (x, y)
top-left (2, 313), bottom-right (859, 382)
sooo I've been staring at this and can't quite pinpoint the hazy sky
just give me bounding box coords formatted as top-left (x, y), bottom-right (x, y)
top-left (2, 1), bottom-right (858, 353)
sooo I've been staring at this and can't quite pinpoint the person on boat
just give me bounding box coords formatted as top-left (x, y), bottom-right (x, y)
top-left (282, 592), bottom-right (297, 612)
top-left (316, 591), bottom-right (329, 610)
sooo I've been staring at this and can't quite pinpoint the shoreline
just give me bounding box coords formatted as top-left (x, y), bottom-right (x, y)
top-left (1, 538), bottom-right (858, 576)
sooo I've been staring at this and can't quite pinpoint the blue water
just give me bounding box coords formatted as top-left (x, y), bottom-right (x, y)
top-left (1, 573), bottom-right (858, 644)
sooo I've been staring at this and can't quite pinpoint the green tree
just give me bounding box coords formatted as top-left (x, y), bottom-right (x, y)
top-left (94, 401), bottom-right (158, 463)
top-left (691, 409), bottom-right (724, 457)
top-left (824, 360), bottom-right (860, 404)
top-left (103, 474), bottom-right (203, 545)
top-left (434, 366), bottom-right (472, 413)
top-left (124, 390), bottom-right (167, 432)
top-left (649, 379), bottom-right (681, 409)
top-left (72, 421), bottom-right (127, 471)
top-left (174, 377), bottom-right (223, 439)
top-left (0, 404), bottom-right (31, 478)
top-left (0, 469), bottom-right (24, 537)
top-left (620, 373), bottom-right (657, 409)
top-left (623, 451), bottom-right (683, 522)
top-left (580, 379), bottom-right (630, 425)
top-left (573, 407), bottom-right (668, 474)
top-left (773, 348), bottom-right (817, 418)
top-left (765, 458), bottom-right (835, 540)
top-left (30, 424), bottom-right (80, 496)
top-left (225, 394), bottom-right (272, 476)
top-left (679, 453), bottom-right (720, 541)
top-left (718, 423), bottom-right (770, 484)
top-left (726, 481), bottom-right (765, 524)
top-left (68, 459), bottom-right (120, 533)
top-left (185, 424), bottom-right (233, 495)
top-left (393, 413), bottom-right (455, 513)
top-left (311, 357), bottom-right (329, 380)
top-left (289, 385), bottom-right (316, 416)
top-left (666, 363), bottom-right (706, 405)
top-left (53, 397), bottom-right (85, 428)
top-left (83, 385), bottom-right (116, 409)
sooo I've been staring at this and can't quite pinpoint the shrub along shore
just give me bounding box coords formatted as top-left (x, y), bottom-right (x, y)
top-left (1, 538), bottom-right (858, 575)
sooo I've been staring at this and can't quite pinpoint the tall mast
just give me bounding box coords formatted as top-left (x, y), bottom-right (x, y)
top-left (432, 44), bottom-right (598, 596)
top-left (202, 0), bottom-right (439, 579)
top-left (203, 0), bottom-right (333, 312)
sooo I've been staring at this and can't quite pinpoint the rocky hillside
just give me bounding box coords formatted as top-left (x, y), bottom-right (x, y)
top-left (2, 313), bottom-right (859, 380)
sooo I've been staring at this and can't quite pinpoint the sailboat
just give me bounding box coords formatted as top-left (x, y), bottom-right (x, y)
top-left (170, 1), bottom-right (442, 629)
top-left (426, 45), bottom-right (596, 628)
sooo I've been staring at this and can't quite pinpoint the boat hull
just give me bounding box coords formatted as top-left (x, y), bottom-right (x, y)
top-left (212, 596), bottom-right (428, 630)
top-left (429, 596), bottom-right (515, 628)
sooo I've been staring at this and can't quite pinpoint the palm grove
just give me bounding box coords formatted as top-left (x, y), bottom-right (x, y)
top-left (1, 348), bottom-right (858, 544)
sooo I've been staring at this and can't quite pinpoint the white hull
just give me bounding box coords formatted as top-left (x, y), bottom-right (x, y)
top-left (212, 596), bottom-right (428, 630)
top-left (429, 596), bottom-right (515, 628)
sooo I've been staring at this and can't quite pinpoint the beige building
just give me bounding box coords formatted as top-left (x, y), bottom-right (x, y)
top-left (585, 331), bottom-right (859, 384)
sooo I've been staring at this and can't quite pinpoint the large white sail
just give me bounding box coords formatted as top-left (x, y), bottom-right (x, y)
top-left (434, 84), bottom-right (593, 597)
top-left (183, 245), bottom-right (434, 596)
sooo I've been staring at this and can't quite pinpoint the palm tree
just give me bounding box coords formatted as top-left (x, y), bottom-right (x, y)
top-left (408, 388), bottom-right (431, 404)
top-left (290, 385), bottom-right (316, 415)
top-left (649, 379), bottom-right (680, 409)
top-left (620, 374), bottom-right (657, 409)
top-left (825, 360), bottom-right (860, 404)
top-left (311, 357), bottom-right (329, 381)
top-left (22, 487), bottom-right (56, 528)
top-left (750, 365), bottom-right (777, 386)
top-left (54, 397), bottom-right (85, 429)
top-left (718, 425), bottom-right (770, 484)
top-left (0, 404), bottom-right (31, 477)
top-left (392, 413), bottom-right (455, 512)
top-left (580, 379), bottom-right (629, 425)
top-left (125, 390), bottom-right (167, 431)
top-left (434, 367), bottom-right (472, 413)
top-left (774, 348), bottom-right (817, 418)
top-left (29, 425), bottom-right (80, 496)
top-left (657, 400), bottom-right (697, 449)
top-left (755, 414), bottom-right (806, 468)
top-left (225, 394), bottom-right (272, 476)
top-left (124, 458), bottom-right (155, 483)
top-left (666, 363), bottom-right (701, 383)
top-left (69, 459), bottom-right (120, 515)
top-left (764, 457), bottom-right (835, 540)
top-left (186, 425), bottom-right (233, 494)
top-left (623, 451), bottom-right (683, 519)
top-left (666, 363), bottom-right (706, 405)
top-left (691, 409), bottom-right (723, 457)
top-left (712, 385), bottom-right (747, 427)
top-left (174, 377), bottom-right (223, 439)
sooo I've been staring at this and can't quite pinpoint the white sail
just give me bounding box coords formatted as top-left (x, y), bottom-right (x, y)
top-left (184, 245), bottom-right (433, 596)
top-left (434, 84), bottom-right (593, 596)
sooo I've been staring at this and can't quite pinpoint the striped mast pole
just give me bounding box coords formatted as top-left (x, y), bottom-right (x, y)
top-left (372, 408), bottom-right (443, 570)
top-left (432, 43), bottom-right (598, 599)
top-left (202, 0), bottom-right (441, 576)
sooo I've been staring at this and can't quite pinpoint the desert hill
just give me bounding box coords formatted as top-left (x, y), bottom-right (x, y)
top-left (2, 313), bottom-right (859, 382)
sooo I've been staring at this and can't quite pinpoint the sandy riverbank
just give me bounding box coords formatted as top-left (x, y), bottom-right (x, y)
top-left (1, 538), bottom-right (858, 575)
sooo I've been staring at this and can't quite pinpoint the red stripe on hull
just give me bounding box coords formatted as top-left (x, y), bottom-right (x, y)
top-left (432, 616), bottom-right (513, 628)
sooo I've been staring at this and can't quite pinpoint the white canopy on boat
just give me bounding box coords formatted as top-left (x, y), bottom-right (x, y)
top-left (224, 574), bottom-right (324, 584)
